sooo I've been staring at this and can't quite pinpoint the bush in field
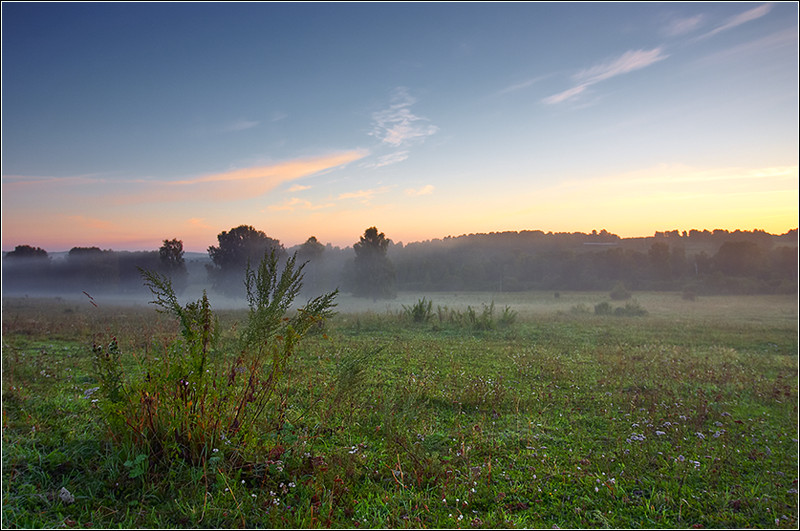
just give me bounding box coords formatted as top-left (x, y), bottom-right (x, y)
top-left (614, 300), bottom-right (648, 316)
top-left (424, 301), bottom-right (517, 331)
top-left (497, 305), bottom-right (518, 328)
top-left (594, 301), bottom-right (613, 315)
top-left (403, 298), bottom-right (433, 323)
top-left (91, 251), bottom-right (337, 467)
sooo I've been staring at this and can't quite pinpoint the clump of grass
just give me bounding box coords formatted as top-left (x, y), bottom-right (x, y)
top-left (594, 301), bottom-right (613, 315)
top-left (614, 300), bottom-right (648, 316)
top-left (403, 298), bottom-right (433, 323)
top-left (594, 300), bottom-right (648, 317)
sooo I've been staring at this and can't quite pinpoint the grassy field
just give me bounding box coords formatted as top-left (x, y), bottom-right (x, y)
top-left (2, 290), bottom-right (797, 528)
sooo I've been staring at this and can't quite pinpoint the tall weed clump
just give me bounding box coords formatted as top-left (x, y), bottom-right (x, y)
top-left (402, 298), bottom-right (433, 323)
top-left (91, 251), bottom-right (337, 466)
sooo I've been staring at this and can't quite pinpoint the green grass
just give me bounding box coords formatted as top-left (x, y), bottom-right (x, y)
top-left (2, 292), bottom-right (797, 528)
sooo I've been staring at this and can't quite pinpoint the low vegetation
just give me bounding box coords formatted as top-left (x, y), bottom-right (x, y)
top-left (2, 279), bottom-right (797, 528)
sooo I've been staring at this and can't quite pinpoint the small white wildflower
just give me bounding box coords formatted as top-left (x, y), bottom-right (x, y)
top-left (59, 487), bottom-right (75, 504)
top-left (656, 431), bottom-right (666, 436)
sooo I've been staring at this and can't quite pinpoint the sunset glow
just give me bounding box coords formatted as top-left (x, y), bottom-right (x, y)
top-left (2, 3), bottom-right (797, 252)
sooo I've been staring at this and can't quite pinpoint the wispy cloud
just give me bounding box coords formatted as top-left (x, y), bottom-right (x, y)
top-left (697, 3), bottom-right (773, 40)
top-left (496, 75), bottom-right (550, 96)
top-left (405, 184), bottom-right (435, 196)
top-left (693, 27), bottom-right (797, 67)
top-left (542, 48), bottom-right (669, 105)
top-left (222, 119), bottom-right (260, 132)
top-left (363, 151), bottom-right (410, 169)
top-left (574, 48), bottom-right (669, 85)
top-left (66, 215), bottom-right (116, 231)
top-left (542, 85), bottom-right (589, 105)
top-left (287, 184), bottom-right (311, 192)
top-left (338, 186), bottom-right (393, 203)
top-left (187, 217), bottom-right (213, 230)
top-left (124, 150), bottom-right (367, 204)
top-left (662, 14), bottom-right (704, 37)
top-left (266, 197), bottom-right (335, 212)
top-left (370, 87), bottom-right (438, 147)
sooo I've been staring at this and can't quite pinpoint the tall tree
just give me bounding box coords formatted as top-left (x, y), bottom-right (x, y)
top-left (350, 226), bottom-right (396, 300)
top-left (297, 236), bottom-right (325, 263)
top-left (207, 225), bottom-right (285, 296)
top-left (3, 245), bottom-right (51, 293)
top-left (159, 238), bottom-right (188, 293)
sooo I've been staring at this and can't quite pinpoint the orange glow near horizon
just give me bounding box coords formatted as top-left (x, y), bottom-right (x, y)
top-left (2, 163), bottom-right (797, 253)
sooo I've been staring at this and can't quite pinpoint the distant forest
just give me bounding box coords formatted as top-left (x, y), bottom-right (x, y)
top-left (2, 227), bottom-right (797, 300)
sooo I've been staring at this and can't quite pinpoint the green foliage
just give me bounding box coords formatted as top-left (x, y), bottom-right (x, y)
top-left (92, 252), bottom-right (337, 466)
top-left (403, 298), bottom-right (433, 323)
top-left (123, 453), bottom-right (149, 479)
top-left (594, 301), bottom-right (613, 315)
top-left (595, 299), bottom-right (647, 317)
top-left (613, 300), bottom-right (648, 316)
top-left (427, 301), bottom-right (517, 331)
top-left (498, 305), bottom-right (518, 328)
top-left (3, 292), bottom-right (797, 529)
top-left (91, 337), bottom-right (126, 405)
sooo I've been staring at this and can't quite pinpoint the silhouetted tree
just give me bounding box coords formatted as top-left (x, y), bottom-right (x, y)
top-left (5, 245), bottom-right (49, 259)
top-left (159, 238), bottom-right (188, 293)
top-left (207, 225), bottom-right (285, 297)
top-left (297, 236), bottom-right (325, 263)
top-left (65, 247), bottom-right (119, 292)
top-left (712, 241), bottom-right (763, 277)
top-left (648, 242), bottom-right (672, 280)
top-left (3, 245), bottom-right (51, 292)
top-left (350, 227), bottom-right (396, 300)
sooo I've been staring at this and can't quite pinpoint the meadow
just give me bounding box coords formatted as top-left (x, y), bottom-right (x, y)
top-left (2, 288), bottom-right (797, 528)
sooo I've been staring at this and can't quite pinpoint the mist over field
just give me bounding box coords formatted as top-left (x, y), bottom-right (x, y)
top-left (2, 227), bottom-right (797, 313)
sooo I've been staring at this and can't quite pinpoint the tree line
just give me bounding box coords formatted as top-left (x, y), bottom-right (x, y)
top-left (2, 226), bottom-right (797, 299)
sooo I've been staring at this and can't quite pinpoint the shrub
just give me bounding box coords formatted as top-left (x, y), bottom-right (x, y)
top-left (614, 300), bottom-right (648, 317)
top-left (594, 301), bottom-right (613, 315)
top-left (498, 305), bottom-right (518, 328)
top-left (91, 251), bottom-right (337, 467)
top-left (402, 298), bottom-right (434, 323)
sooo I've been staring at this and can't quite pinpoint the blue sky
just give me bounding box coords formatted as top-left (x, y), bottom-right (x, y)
top-left (2, 2), bottom-right (797, 251)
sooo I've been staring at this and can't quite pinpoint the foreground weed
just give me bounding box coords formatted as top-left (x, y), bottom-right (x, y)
top-left (90, 251), bottom-right (337, 467)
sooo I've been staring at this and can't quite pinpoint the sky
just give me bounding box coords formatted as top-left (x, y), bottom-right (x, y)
top-left (2, 2), bottom-right (798, 252)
